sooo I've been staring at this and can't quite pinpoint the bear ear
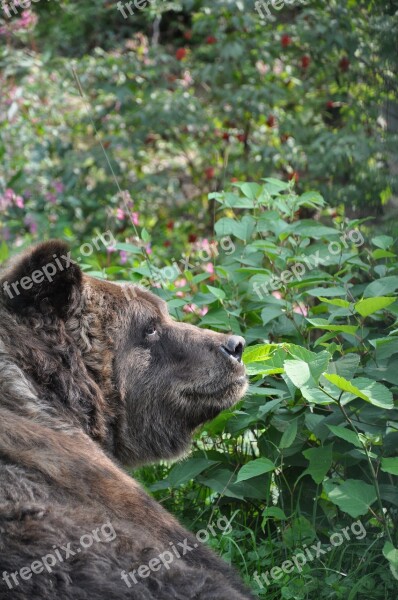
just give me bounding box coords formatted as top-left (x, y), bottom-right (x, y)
top-left (1, 240), bottom-right (82, 317)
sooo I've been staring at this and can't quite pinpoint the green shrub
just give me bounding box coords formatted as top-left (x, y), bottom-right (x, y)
top-left (133, 178), bottom-right (398, 598)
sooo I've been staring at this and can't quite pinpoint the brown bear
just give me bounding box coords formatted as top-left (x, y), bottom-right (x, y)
top-left (0, 240), bottom-right (253, 600)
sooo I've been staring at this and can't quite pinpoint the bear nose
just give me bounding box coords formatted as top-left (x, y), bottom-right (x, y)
top-left (221, 335), bottom-right (245, 363)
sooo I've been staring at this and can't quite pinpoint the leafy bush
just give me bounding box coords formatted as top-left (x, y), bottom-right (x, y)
top-left (131, 178), bottom-right (398, 598)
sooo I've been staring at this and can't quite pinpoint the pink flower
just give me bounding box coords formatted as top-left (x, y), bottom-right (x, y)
top-left (199, 306), bottom-right (209, 316)
top-left (0, 191), bottom-right (11, 211)
top-left (0, 189), bottom-right (24, 210)
top-left (120, 250), bottom-right (128, 264)
top-left (130, 212), bottom-right (139, 226)
top-left (272, 291), bottom-right (283, 300)
top-left (204, 263), bottom-right (214, 274)
top-left (116, 208), bottom-right (125, 221)
top-left (54, 180), bottom-right (64, 194)
top-left (183, 303), bottom-right (197, 314)
top-left (176, 291), bottom-right (185, 298)
top-left (14, 195), bottom-right (24, 208)
top-left (175, 278), bottom-right (187, 288)
top-left (45, 193), bottom-right (57, 204)
top-left (293, 302), bottom-right (308, 317)
top-left (24, 215), bottom-right (37, 234)
top-left (145, 244), bottom-right (152, 255)
top-left (256, 60), bottom-right (269, 75)
top-left (17, 10), bottom-right (37, 30)
top-left (107, 245), bottom-right (117, 254)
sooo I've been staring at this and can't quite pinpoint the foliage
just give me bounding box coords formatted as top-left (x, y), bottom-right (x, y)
top-left (1, 0), bottom-right (398, 597)
top-left (130, 178), bottom-right (398, 598)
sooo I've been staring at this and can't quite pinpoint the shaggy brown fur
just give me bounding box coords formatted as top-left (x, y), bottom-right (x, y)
top-left (0, 241), bottom-right (252, 600)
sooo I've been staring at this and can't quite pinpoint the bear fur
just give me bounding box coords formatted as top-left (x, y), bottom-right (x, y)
top-left (0, 241), bottom-right (252, 600)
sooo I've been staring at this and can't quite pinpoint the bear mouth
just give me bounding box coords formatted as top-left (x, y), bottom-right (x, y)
top-left (186, 375), bottom-right (248, 404)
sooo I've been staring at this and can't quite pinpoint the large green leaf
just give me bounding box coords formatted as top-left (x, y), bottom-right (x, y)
top-left (214, 216), bottom-right (256, 241)
top-left (243, 344), bottom-right (278, 364)
top-left (285, 360), bottom-right (312, 387)
top-left (354, 296), bottom-right (396, 317)
top-left (327, 425), bottom-right (362, 448)
top-left (324, 479), bottom-right (377, 517)
top-left (307, 318), bottom-right (358, 334)
top-left (322, 374), bottom-right (368, 400)
top-left (381, 458), bottom-right (398, 476)
top-left (168, 458), bottom-right (219, 486)
top-left (383, 542), bottom-right (398, 581)
top-left (301, 386), bottom-right (333, 405)
top-left (280, 419), bottom-right (298, 449)
top-left (364, 276), bottom-right (398, 297)
top-left (323, 374), bottom-right (394, 409)
top-left (236, 458), bottom-right (276, 482)
top-left (302, 445), bottom-right (333, 484)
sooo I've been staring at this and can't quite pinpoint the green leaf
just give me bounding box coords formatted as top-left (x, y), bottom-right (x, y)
top-left (262, 507), bottom-right (287, 520)
top-left (261, 177), bottom-right (290, 193)
top-left (371, 235), bottom-right (394, 250)
top-left (301, 386), bottom-right (333, 405)
top-left (327, 354), bottom-right (360, 379)
top-left (327, 425), bottom-right (362, 448)
top-left (210, 191), bottom-right (255, 209)
top-left (381, 458), bottom-right (398, 476)
top-left (307, 318), bottom-right (358, 334)
top-left (372, 249), bottom-right (396, 259)
top-left (141, 228), bottom-right (151, 243)
top-left (286, 348), bottom-right (331, 384)
top-left (243, 344), bottom-right (278, 364)
top-left (168, 458), bottom-right (219, 486)
top-left (302, 445), bottom-right (333, 484)
top-left (322, 374), bottom-right (369, 401)
top-left (114, 242), bottom-right (142, 254)
top-left (323, 374), bottom-right (394, 409)
top-left (324, 479), bottom-right (377, 518)
top-left (236, 458), bottom-right (276, 482)
top-left (261, 306), bottom-right (283, 325)
top-left (285, 360), bottom-right (312, 387)
top-left (0, 241), bottom-right (9, 263)
top-left (280, 419), bottom-right (298, 449)
top-left (364, 276), bottom-right (398, 298)
top-left (215, 216), bottom-right (256, 241)
top-left (354, 297), bottom-right (396, 317)
top-left (383, 542), bottom-right (398, 581)
top-left (206, 285), bottom-right (226, 301)
top-left (351, 377), bottom-right (394, 409)
top-left (240, 182), bottom-right (262, 200)
top-left (307, 287), bottom-right (348, 297)
top-left (318, 297), bottom-right (351, 308)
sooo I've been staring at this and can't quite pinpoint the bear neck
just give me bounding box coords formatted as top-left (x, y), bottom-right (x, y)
top-left (0, 295), bottom-right (119, 455)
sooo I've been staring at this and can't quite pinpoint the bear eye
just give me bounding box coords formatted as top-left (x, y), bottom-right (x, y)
top-left (145, 324), bottom-right (157, 337)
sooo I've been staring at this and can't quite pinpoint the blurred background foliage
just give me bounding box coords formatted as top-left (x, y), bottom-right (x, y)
top-left (1, 1), bottom-right (398, 598)
top-left (0, 0), bottom-right (397, 250)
